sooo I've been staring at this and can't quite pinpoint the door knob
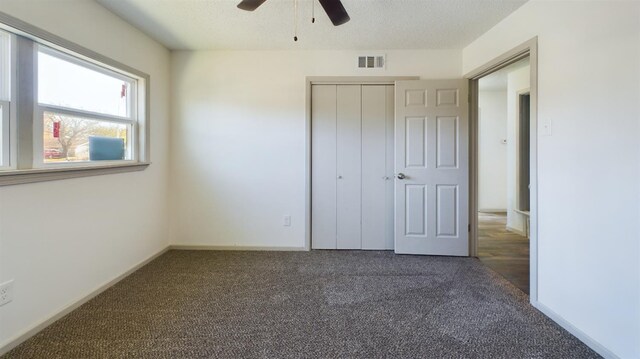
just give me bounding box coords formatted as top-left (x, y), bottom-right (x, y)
top-left (396, 173), bottom-right (406, 180)
top-left (337, 175), bottom-right (343, 179)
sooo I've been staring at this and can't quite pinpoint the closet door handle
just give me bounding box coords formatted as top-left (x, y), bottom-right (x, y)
top-left (396, 173), bottom-right (406, 180)
top-left (337, 175), bottom-right (343, 179)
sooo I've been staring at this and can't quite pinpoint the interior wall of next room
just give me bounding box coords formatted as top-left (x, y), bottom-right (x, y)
top-left (506, 65), bottom-right (530, 233)
top-left (478, 90), bottom-right (508, 212)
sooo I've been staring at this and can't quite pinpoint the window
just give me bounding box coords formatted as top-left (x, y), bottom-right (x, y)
top-left (36, 46), bottom-right (136, 165)
top-left (0, 13), bottom-right (150, 185)
top-left (0, 29), bottom-right (11, 168)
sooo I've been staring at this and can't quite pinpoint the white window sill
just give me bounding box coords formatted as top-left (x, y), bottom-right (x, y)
top-left (0, 162), bottom-right (149, 186)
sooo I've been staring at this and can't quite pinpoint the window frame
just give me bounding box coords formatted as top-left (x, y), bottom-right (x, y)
top-left (34, 44), bottom-right (139, 168)
top-left (0, 29), bottom-right (16, 170)
top-left (0, 11), bottom-right (150, 186)
top-left (0, 100), bottom-right (10, 168)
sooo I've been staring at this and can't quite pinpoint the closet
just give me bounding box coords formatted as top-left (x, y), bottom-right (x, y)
top-left (311, 84), bottom-right (395, 249)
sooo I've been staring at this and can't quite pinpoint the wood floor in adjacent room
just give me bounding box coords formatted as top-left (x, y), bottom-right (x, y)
top-left (478, 212), bottom-right (530, 294)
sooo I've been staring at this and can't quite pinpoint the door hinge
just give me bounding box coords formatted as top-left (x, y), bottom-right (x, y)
top-left (468, 224), bottom-right (471, 232)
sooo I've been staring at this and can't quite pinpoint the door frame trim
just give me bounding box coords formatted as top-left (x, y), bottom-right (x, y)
top-left (304, 76), bottom-right (419, 251)
top-left (515, 88), bottom-right (531, 216)
top-left (464, 37), bottom-right (539, 302)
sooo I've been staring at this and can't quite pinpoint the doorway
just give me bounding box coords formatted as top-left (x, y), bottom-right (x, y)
top-left (467, 38), bottom-right (538, 299)
top-left (475, 58), bottom-right (531, 294)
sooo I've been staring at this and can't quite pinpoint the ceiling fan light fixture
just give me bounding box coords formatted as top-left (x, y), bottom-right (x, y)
top-left (237, 0), bottom-right (350, 26)
top-left (237, 0), bottom-right (267, 11)
top-left (317, 0), bottom-right (350, 26)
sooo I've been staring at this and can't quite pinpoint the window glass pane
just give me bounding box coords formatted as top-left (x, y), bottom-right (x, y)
top-left (0, 29), bottom-right (10, 102)
top-left (38, 50), bottom-right (131, 117)
top-left (43, 112), bottom-right (130, 163)
top-left (0, 103), bottom-right (5, 166)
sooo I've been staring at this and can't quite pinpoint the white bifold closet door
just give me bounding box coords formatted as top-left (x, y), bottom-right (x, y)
top-left (312, 84), bottom-right (394, 250)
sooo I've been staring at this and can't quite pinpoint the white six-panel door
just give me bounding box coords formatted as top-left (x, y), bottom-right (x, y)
top-left (311, 84), bottom-right (394, 250)
top-left (394, 80), bottom-right (469, 256)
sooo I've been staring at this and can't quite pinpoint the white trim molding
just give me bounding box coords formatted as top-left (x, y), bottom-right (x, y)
top-left (0, 162), bottom-right (149, 186)
top-left (170, 245), bottom-right (307, 251)
top-left (532, 301), bottom-right (620, 359)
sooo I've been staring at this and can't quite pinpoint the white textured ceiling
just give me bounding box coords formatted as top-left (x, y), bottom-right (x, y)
top-left (95, 0), bottom-right (527, 50)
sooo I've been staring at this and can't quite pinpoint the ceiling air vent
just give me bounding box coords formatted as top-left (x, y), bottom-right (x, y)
top-left (358, 55), bottom-right (385, 69)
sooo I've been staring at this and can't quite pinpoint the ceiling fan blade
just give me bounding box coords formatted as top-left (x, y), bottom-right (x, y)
top-left (317, 0), bottom-right (350, 26)
top-left (237, 0), bottom-right (267, 11)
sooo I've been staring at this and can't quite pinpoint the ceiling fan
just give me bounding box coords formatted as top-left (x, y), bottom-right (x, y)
top-left (237, 0), bottom-right (350, 26)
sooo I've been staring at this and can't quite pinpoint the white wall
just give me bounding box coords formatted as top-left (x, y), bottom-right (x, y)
top-left (478, 90), bottom-right (507, 211)
top-left (506, 66), bottom-right (530, 232)
top-left (0, 0), bottom-right (171, 350)
top-left (464, 1), bottom-right (640, 358)
top-left (170, 50), bottom-right (461, 248)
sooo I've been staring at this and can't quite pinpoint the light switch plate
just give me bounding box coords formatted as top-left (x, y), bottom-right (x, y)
top-left (541, 118), bottom-right (552, 136)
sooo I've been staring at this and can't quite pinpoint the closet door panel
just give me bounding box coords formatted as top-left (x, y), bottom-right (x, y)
top-left (385, 85), bottom-right (395, 249)
top-left (361, 85), bottom-right (388, 249)
top-left (336, 85), bottom-right (362, 249)
top-left (311, 85), bottom-right (337, 249)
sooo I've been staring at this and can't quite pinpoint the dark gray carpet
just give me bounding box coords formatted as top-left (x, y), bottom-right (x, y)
top-left (4, 250), bottom-right (599, 358)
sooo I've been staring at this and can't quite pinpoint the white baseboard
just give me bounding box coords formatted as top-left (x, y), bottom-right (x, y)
top-left (506, 225), bottom-right (527, 237)
top-left (531, 300), bottom-right (619, 359)
top-left (170, 244), bottom-right (308, 251)
top-left (478, 209), bottom-right (507, 213)
top-left (0, 246), bottom-right (170, 356)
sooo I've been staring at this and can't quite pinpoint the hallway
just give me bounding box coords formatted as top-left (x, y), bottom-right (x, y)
top-left (478, 212), bottom-right (529, 294)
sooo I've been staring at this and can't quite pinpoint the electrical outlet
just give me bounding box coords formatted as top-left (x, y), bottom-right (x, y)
top-left (283, 215), bottom-right (291, 227)
top-left (0, 280), bottom-right (14, 306)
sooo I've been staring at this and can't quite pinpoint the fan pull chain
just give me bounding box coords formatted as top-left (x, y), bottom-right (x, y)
top-left (312, 0), bottom-right (315, 23)
top-left (293, 0), bottom-right (298, 41)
